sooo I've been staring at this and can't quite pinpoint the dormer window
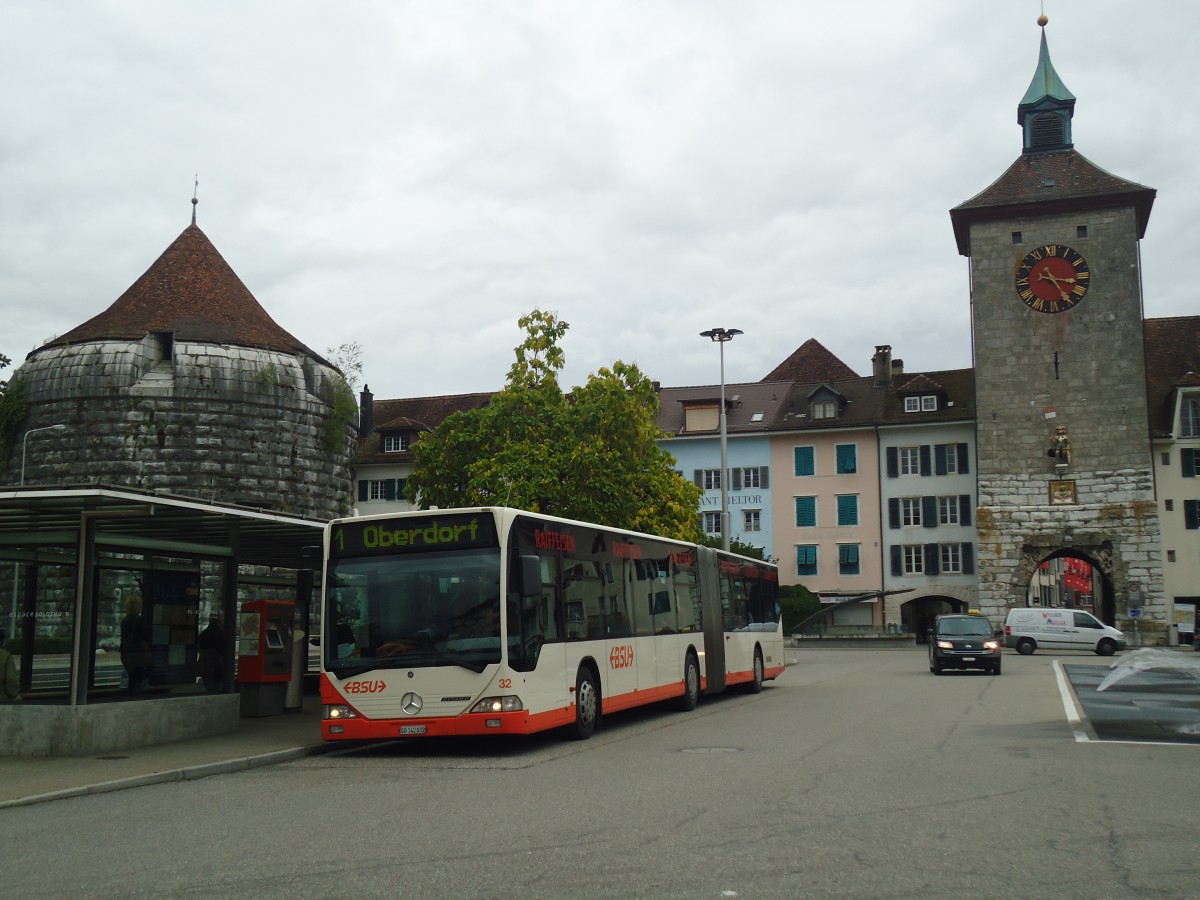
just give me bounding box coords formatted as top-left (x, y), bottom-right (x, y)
top-left (1181, 396), bottom-right (1200, 438)
top-left (382, 434), bottom-right (410, 453)
top-left (812, 400), bottom-right (836, 420)
top-left (904, 395), bottom-right (938, 413)
top-left (683, 404), bottom-right (719, 432)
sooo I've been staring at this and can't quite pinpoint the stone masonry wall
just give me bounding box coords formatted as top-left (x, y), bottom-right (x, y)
top-left (3, 338), bottom-right (354, 521)
top-left (968, 205), bottom-right (1164, 637)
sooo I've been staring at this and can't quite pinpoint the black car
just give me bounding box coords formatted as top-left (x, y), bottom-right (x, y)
top-left (928, 614), bottom-right (1001, 675)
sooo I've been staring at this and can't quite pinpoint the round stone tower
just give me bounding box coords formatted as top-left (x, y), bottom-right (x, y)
top-left (3, 219), bottom-right (354, 521)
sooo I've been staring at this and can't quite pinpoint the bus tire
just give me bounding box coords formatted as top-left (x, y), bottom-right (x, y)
top-left (571, 666), bottom-right (599, 740)
top-left (747, 647), bottom-right (764, 694)
top-left (678, 651), bottom-right (700, 712)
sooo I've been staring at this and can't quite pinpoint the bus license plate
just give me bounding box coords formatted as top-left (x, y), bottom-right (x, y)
top-left (962, 657), bottom-right (975, 662)
top-left (400, 725), bottom-right (427, 735)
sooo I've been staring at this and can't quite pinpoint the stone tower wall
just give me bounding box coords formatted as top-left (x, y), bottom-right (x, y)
top-left (3, 338), bottom-right (354, 521)
top-left (969, 205), bottom-right (1164, 637)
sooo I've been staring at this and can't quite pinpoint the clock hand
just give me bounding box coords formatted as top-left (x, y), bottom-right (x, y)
top-left (1037, 270), bottom-right (1072, 301)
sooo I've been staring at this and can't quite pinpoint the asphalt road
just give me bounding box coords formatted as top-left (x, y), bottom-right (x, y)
top-left (2, 648), bottom-right (1196, 899)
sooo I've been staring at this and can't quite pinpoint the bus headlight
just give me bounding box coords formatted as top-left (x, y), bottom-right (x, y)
top-left (325, 704), bottom-right (359, 720)
top-left (469, 696), bottom-right (523, 714)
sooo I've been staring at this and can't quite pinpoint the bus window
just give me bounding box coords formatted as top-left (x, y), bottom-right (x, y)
top-left (508, 555), bottom-right (560, 673)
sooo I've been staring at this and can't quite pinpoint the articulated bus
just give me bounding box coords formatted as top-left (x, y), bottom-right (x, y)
top-left (318, 507), bottom-right (783, 741)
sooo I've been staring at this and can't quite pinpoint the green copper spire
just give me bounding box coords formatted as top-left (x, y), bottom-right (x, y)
top-left (1018, 16), bottom-right (1076, 154)
top-left (1020, 22), bottom-right (1075, 106)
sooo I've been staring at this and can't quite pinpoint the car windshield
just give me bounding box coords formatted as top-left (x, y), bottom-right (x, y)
top-left (938, 617), bottom-right (992, 637)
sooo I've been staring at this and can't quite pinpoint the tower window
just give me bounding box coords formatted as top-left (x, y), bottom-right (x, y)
top-left (1011, 231), bottom-right (1022, 245)
top-left (1031, 112), bottom-right (1065, 147)
top-left (1076, 225), bottom-right (1088, 239)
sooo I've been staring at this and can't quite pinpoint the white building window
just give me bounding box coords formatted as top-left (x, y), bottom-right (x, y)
top-left (903, 545), bottom-right (924, 574)
top-left (899, 446), bottom-right (920, 475)
top-left (743, 510), bottom-right (761, 532)
top-left (382, 434), bottom-right (409, 452)
top-left (938, 496), bottom-right (960, 525)
top-left (701, 512), bottom-right (722, 535)
top-left (940, 544), bottom-right (962, 573)
top-left (901, 497), bottom-right (922, 526)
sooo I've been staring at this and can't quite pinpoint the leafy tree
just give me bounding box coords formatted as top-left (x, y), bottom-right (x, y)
top-left (779, 583), bottom-right (822, 635)
top-left (698, 533), bottom-right (776, 562)
top-left (0, 353), bottom-right (29, 463)
top-left (405, 310), bottom-right (703, 540)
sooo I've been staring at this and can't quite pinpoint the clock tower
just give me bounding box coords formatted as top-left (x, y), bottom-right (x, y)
top-left (949, 17), bottom-right (1164, 637)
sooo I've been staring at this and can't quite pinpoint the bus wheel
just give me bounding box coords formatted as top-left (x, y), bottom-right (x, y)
top-left (747, 648), bottom-right (764, 694)
top-left (678, 652), bottom-right (700, 712)
top-left (572, 667), bottom-right (599, 740)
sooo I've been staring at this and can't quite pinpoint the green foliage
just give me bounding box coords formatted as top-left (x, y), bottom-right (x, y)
top-left (0, 353), bottom-right (30, 462)
top-left (697, 533), bottom-right (776, 562)
top-left (780, 583), bottom-right (822, 635)
top-left (321, 375), bottom-right (358, 456)
top-left (406, 310), bottom-right (704, 540)
top-left (254, 362), bottom-right (279, 389)
top-left (326, 341), bottom-right (364, 391)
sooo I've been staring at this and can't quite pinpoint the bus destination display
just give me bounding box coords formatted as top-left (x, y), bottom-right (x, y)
top-left (331, 513), bottom-right (499, 558)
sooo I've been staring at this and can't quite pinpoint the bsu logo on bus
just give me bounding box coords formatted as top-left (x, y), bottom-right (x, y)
top-left (609, 645), bottom-right (635, 669)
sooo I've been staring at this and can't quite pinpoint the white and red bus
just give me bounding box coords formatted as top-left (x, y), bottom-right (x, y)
top-left (319, 507), bottom-right (783, 741)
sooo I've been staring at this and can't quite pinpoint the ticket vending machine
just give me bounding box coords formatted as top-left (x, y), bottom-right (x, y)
top-left (237, 599), bottom-right (295, 717)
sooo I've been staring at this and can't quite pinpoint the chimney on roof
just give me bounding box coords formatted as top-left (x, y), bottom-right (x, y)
top-left (892, 358), bottom-right (904, 376)
top-left (872, 345), bottom-right (893, 386)
top-left (358, 384), bottom-right (374, 439)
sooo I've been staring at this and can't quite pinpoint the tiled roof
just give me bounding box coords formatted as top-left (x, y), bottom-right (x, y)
top-left (950, 150), bottom-right (1155, 255)
top-left (762, 338), bottom-right (858, 383)
top-left (1144, 317), bottom-right (1200, 438)
top-left (656, 382), bottom-right (790, 437)
top-left (771, 368), bottom-right (976, 432)
top-left (356, 392), bottom-right (493, 462)
top-left (36, 224), bottom-right (324, 361)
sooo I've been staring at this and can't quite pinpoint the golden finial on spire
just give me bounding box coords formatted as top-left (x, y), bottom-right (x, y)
top-left (1038, 3), bottom-right (1048, 27)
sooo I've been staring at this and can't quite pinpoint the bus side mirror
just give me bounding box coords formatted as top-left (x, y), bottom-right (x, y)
top-left (519, 555), bottom-right (542, 598)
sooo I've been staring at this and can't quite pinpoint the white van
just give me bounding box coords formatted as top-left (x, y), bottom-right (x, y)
top-left (1004, 607), bottom-right (1126, 656)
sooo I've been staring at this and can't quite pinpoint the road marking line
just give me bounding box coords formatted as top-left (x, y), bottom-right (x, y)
top-left (1053, 658), bottom-right (1091, 742)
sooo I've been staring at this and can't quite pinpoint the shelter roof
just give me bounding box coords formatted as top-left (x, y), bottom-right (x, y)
top-left (0, 486), bottom-right (325, 571)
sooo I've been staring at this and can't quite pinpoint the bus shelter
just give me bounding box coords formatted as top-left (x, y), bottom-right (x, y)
top-left (0, 486), bottom-right (325, 756)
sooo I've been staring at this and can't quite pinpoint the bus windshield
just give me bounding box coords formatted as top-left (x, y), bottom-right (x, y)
top-left (324, 549), bottom-right (502, 676)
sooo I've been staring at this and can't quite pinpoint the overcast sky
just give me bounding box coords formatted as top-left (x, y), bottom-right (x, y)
top-left (2, 1), bottom-right (1196, 398)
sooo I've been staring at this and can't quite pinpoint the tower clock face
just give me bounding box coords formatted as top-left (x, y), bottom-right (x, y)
top-left (1015, 244), bottom-right (1090, 313)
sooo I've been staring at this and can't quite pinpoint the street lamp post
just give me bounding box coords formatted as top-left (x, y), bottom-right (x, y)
top-left (700, 328), bottom-right (742, 551)
top-left (11, 424), bottom-right (66, 638)
top-left (21, 423), bottom-right (66, 485)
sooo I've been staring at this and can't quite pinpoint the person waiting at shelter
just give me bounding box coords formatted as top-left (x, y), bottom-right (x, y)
top-left (0, 628), bottom-right (20, 703)
top-left (197, 613), bottom-right (226, 693)
top-left (120, 596), bottom-right (153, 693)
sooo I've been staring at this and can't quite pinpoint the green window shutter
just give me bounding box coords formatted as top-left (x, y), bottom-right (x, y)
top-left (836, 444), bottom-right (856, 474)
top-left (959, 495), bottom-right (972, 525)
top-left (760, 467), bottom-right (769, 489)
top-left (890, 545), bottom-right (902, 576)
top-left (837, 495), bottom-right (858, 526)
top-left (934, 444), bottom-right (948, 475)
top-left (888, 498), bottom-right (900, 529)
top-left (923, 543), bottom-right (940, 575)
top-left (794, 446), bottom-right (815, 477)
top-left (1185, 500), bottom-right (1200, 530)
top-left (357, 480), bottom-right (368, 502)
top-left (957, 443), bottom-right (970, 474)
top-left (384, 479), bottom-right (397, 501)
top-left (961, 543), bottom-right (975, 574)
top-left (919, 445), bottom-right (932, 476)
top-left (1183, 449), bottom-right (1197, 478)
top-left (922, 496), bottom-right (938, 528)
top-left (795, 496), bottom-right (816, 527)
top-left (886, 446), bottom-right (898, 478)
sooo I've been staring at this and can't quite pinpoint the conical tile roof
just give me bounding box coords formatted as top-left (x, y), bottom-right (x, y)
top-left (37, 224), bottom-right (323, 361)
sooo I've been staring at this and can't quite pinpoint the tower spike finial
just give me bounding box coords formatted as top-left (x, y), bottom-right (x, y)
top-left (191, 174), bottom-right (199, 225)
